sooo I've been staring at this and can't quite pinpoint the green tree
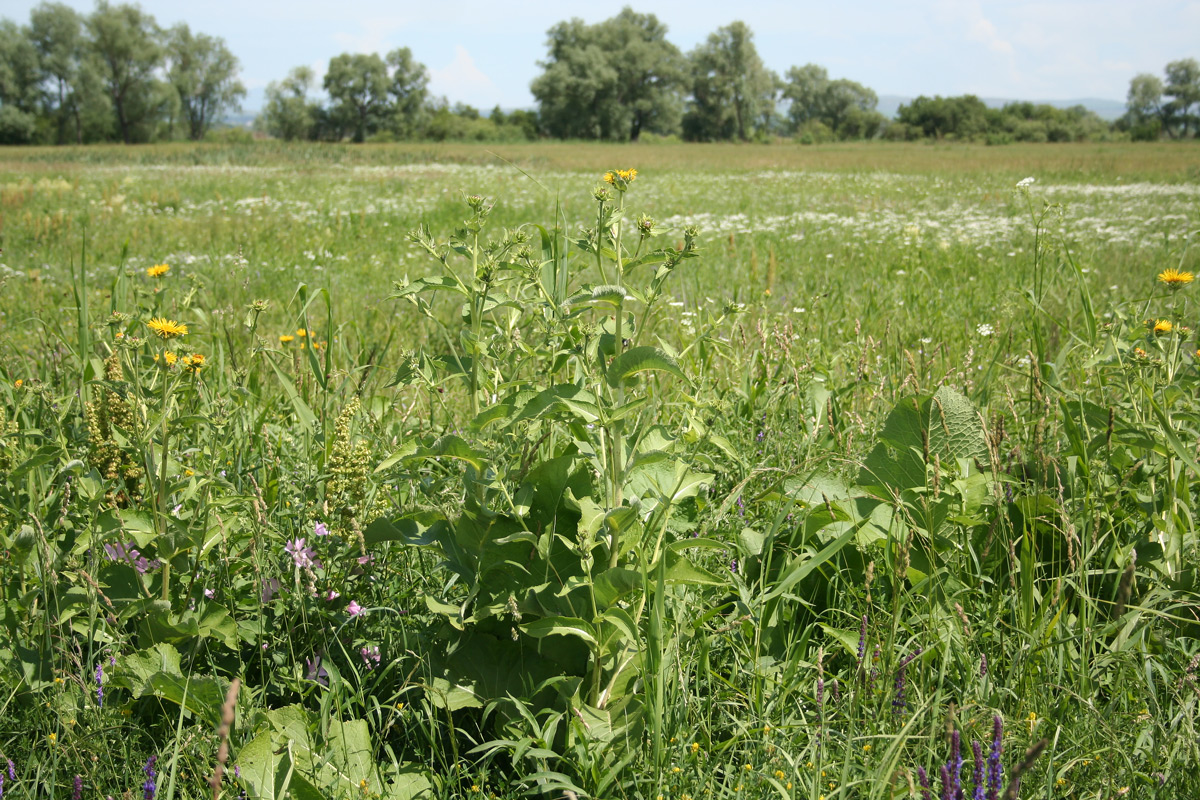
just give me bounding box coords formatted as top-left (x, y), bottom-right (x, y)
top-left (87, 1), bottom-right (164, 143)
top-left (29, 2), bottom-right (110, 143)
top-left (260, 66), bottom-right (319, 141)
top-left (683, 21), bottom-right (778, 141)
top-left (782, 64), bottom-right (881, 139)
top-left (1163, 58), bottom-right (1200, 137)
top-left (384, 46), bottom-right (429, 138)
top-left (0, 20), bottom-right (41, 143)
top-left (323, 52), bottom-right (389, 142)
top-left (531, 7), bottom-right (685, 141)
top-left (896, 94), bottom-right (990, 140)
top-left (0, 20), bottom-right (41, 111)
top-left (164, 23), bottom-right (245, 141)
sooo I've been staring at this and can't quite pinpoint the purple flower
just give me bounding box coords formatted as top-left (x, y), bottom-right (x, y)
top-left (5, 759), bottom-right (12, 781)
top-left (971, 740), bottom-right (985, 800)
top-left (347, 600), bottom-right (363, 617)
top-left (284, 537), bottom-right (319, 569)
top-left (940, 764), bottom-right (952, 800)
top-left (986, 716), bottom-right (1003, 800)
top-left (304, 656), bottom-right (329, 687)
top-left (103, 542), bottom-right (160, 574)
top-left (980, 653), bottom-right (987, 677)
top-left (314, 521), bottom-right (329, 537)
top-left (917, 766), bottom-right (932, 800)
top-left (261, 578), bottom-right (282, 603)
top-left (95, 662), bottom-right (104, 708)
top-left (73, 774), bottom-right (82, 800)
top-left (856, 614), bottom-right (868, 666)
top-left (324, 589), bottom-right (340, 601)
top-left (203, 588), bottom-right (215, 599)
top-left (360, 646), bottom-right (381, 669)
top-left (948, 730), bottom-right (963, 800)
top-left (143, 755), bottom-right (158, 800)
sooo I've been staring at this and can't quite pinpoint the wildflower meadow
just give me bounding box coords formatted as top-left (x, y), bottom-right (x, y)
top-left (1, 140), bottom-right (1199, 799)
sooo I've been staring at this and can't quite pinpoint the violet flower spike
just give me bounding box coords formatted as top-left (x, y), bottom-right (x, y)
top-left (917, 766), bottom-right (932, 800)
top-left (949, 729), bottom-right (963, 800)
top-left (73, 774), bottom-right (82, 800)
top-left (940, 764), bottom-right (952, 800)
top-left (971, 740), bottom-right (985, 800)
top-left (986, 716), bottom-right (1003, 800)
top-left (143, 755), bottom-right (158, 800)
top-left (856, 614), bottom-right (868, 665)
top-left (95, 662), bottom-right (104, 707)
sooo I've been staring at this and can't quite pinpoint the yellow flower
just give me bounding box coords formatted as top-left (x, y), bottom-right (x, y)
top-left (163, 351), bottom-right (178, 366)
top-left (863, 744), bottom-right (872, 753)
top-left (603, 168), bottom-right (638, 186)
top-left (296, 328), bottom-right (309, 338)
top-left (48, 732), bottom-right (57, 742)
top-left (1027, 711), bottom-right (1039, 733)
top-left (690, 742), bottom-right (700, 753)
top-left (1153, 319), bottom-right (1173, 334)
top-left (147, 317), bottom-right (188, 339)
top-left (14, 379), bottom-right (22, 388)
top-left (1056, 777), bottom-right (1067, 786)
top-left (1158, 267), bottom-right (1193, 287)
top-left (743, 763), bottom-right (753, 771)
top-left (774, 770), bottom-right (786, 780)
top-left (786, 783), bottom-right (792, 791)
top-left (279, 334), bottom-right (295, 344)
top-left (182, 353), bottom-right (204, 373)
top-left (147, 263), bottom-right (170, 278)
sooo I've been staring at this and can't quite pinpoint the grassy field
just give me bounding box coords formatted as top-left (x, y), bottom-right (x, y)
top-left (0, 141), bottom-right (1198, 800)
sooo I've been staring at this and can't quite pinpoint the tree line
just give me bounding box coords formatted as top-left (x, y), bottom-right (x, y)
top-left (0, 1), bottom-right (244, 144)
top-left (2, 3), bottom-right (1198, 145)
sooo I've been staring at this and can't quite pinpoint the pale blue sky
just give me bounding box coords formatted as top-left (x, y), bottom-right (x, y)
top-left (6, 0), bottom-right (1199, 110)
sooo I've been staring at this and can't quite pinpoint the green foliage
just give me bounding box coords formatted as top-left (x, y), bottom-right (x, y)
top-left (86, 1), bottom-right (165, 144)
top-left (531, 8), bottom-right (686, 141)
top-left (164, 23), bottom-right (245, 141)
top-left (0, 147), bottom-right (1197, 799)
top-left (683, 21), bottom-right (779, 142)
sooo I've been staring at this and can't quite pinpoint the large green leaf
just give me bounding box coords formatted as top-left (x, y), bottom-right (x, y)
top-left (606, 346), bottom-right (688, 388)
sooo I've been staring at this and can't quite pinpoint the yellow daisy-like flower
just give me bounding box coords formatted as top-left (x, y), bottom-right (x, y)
top-left (690, 742), bottom-right (700, 754)
top-left (279, 334), bottom-right (295, 344)
top-left (14, 379), bottom-right (22, 388)
top-left (603, 168), bottom-right (638, 187)
top-left (296, 328), bottom-right (309, 338)
top-left (182, 353), bottom-right (204, 373)
top-left (1158, 267), bottom-right (1194, 287)
top-left (774, 770), bottom-right (786, 780)
top-left (164, 351), bottom-right (178, 366)
top-left (147, 317), bottom-right (188, 339)
top-left (1153, 319), bottom-right (1173, 334)
top-left (147, 263), bottom-right (170, 278)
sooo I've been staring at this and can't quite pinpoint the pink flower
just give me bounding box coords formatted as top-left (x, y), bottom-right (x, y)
top-left (347, 600), bottom-right (363, 617)
top-left (314, 521), bottom-right (329, 537)
top-left (324, 589), bottom-right (340, 601)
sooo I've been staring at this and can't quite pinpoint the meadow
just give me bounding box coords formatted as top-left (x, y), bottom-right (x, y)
top-left (0, 140), bottom-right (1198, 800)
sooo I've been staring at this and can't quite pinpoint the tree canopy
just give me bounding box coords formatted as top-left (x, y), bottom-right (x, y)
top-left (531, 8), bottom-right (685, 141)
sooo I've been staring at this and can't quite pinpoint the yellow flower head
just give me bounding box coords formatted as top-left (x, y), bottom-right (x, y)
top-left (603, 168), bottom-right (638, 188)
top-left (690, 742), bottom-right (700, 753)
top-left (296, 328), bottom-right (309, 338)
top-left (147, 263), bottom-right (170, 278)
top-left (147, 317), bottom-right (188, 339)
top-left (1158, 267), bottom-right (1193, 287)
top-left (1153, 319), bottom-right (1173, 335)
top-left (182, 353), bottom-right (204, 372)
top-left (14, 379), bottom-right (22, 388)
top-left (279, 334), bottom-right (295, 344)
top-left (164, 351), bottom-right (178, 366)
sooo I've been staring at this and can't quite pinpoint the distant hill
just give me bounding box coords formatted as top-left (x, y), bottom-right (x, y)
top-left (877, 94), bottom-right (1126, 121)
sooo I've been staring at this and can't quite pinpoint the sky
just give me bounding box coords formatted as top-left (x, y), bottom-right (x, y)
top-left (6, 0), bottom-right (1199, 111)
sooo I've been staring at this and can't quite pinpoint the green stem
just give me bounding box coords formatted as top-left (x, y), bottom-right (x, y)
top-left (157, 364), bottom-right (171, 602)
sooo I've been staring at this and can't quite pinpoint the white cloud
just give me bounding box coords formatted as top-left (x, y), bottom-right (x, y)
top-left (331, 16), bottom-right (407, 55)
top-left (429, 45), bottom-right (497, 108)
